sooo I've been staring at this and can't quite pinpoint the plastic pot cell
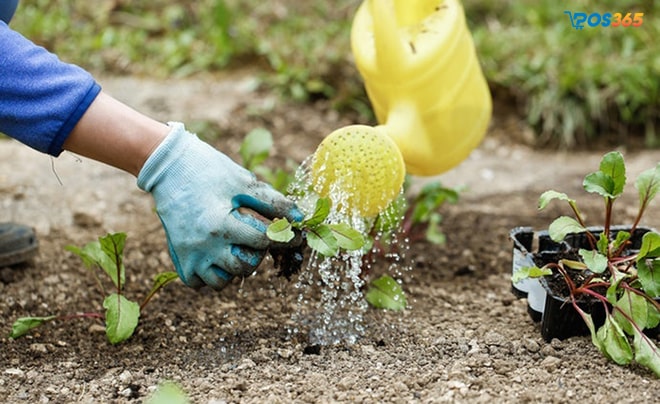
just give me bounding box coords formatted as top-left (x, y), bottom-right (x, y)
top-left (510, 226), bottom-right (655, 341)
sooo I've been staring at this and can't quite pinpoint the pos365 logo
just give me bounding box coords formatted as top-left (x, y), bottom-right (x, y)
top-left (564, 11), bottom-right (644, 30)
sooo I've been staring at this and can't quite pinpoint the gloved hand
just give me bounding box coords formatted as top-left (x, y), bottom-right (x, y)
top-left (137, 122), bottom-right (304, 290)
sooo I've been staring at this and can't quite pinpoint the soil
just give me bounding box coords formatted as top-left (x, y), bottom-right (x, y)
top-left (2, 72), bottom-right (660, 403)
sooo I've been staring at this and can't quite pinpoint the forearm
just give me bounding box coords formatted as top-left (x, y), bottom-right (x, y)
top-left (63, 92), bottom-right (170, 177)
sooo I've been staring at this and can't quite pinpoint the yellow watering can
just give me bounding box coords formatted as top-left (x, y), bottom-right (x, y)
top-left (311, 0), bottom-right (491, 217)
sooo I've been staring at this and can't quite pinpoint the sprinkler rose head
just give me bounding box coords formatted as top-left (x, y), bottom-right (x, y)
top-left (311, 125), bottom-right (405, 218)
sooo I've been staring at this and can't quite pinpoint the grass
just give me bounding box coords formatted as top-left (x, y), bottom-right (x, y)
top-left (10, 0), bottom-right (366, 108)
top-left (464, 0), bottom-right (660, 147)
top-left (9, 0), bottom-right (660, 147)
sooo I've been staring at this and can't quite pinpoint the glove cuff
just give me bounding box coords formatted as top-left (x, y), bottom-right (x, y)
top-left (137, 122), bottom-right (195, 194)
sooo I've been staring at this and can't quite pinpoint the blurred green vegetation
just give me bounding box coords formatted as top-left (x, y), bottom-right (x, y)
top-left (464, 0), bottom-right (660, 147)
top-left (11, 0), bottom-right (365, 108)
top-left (9, 0), bottom-right (660, 147)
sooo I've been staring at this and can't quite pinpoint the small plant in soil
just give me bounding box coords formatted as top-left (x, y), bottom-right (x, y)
top-left (363, 180), bottom-right (460, 311)
top-left (371, 178), bottom-right (460, 250)
top-left (240, 127), bottom-right (298, 195)
top-left (9, 232), bottom-right (178, 344)
top-left (145, 380), bottom-right (189, 404)
top-left (515, 151), bottom-right (660, 376)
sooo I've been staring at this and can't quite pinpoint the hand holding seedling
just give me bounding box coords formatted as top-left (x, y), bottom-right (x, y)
top-left (138, 123), bottom-right (304, 290)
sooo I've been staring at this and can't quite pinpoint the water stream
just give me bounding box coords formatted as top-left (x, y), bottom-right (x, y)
top-left (286, 159), bottom-right (412, 345)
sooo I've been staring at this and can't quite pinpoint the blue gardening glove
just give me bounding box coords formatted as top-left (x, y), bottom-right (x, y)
top-left (137, 122), bottom-right (304, 290)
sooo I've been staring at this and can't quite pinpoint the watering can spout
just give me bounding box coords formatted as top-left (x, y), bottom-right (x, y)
top-left (376, 100), bottom-right (428, 175)
top-left (352, 0), bottom-right (492, 176)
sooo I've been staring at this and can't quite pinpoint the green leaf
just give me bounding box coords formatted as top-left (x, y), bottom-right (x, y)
top-left (606, 272), bottom-right (626, 305)
top-left (633, 326), bottom-right (660, 377)
top-left (595, 232), bottom-right (609, 256)
top-left (612, 231), bottom-right (631, 252)
top-left (365, 275), bottom-right (407, 311)
top-left (579, 249), bottom-right (608, 274)
top-left (99, 233), bottom-right (127, 289)
top-left (582, 152), bottom-right (626, 199)
top-left (538, 190), bottom-right (574, 210)
top-left (103, 293), bottom-right (140, 344)
top-left (145, 380), bottom-right (190, 404)
top-left (648, 301), bottom-right (660, 330)
top-left (148, 272), bottom-right (179, 297)
top-left (637, 259), bottom-right (660, 297)
top-left (596, 315), bottom-right (633, 365)
top-left (328, 223), bottom-right (365, 251)
top-left (9, 316), bottom-right (56, 339)
top-left (613, 290), bottom-right (650, 335)
top-left (560, 258), bottom-right (588, 270)
top-left (140, 272), bottom-right (180, 311)
top-left (64, 244), bottom-right (98, 269)
top-left (575, 306), bottom-right (606, 353)
top-left (303, 197), bottom-right (331, 227)
top-left (511, 265), bottom-right (552, 283)
top-left (424, 212), bottom-right (446, 245)
top-left (306, 224), bottom-right (338, 257)
top-left (240, 128), bottom-right (273, 171)
top-left (548, 216), bottom-right (586, 242)
top-left (583, 172), bottom-right (618, 199)
top-left (66, 238), bottom-right (125, 289)
top-left (411, 182), bottom-right (459, 224)
top-left (254, 163), bottom-right (296, 195)
top-left (638, 232), bottom-right (660, 261)
top-left (635, 163), bottom-right (660, 208)
top-left (267, 218), bottom-right (295, 243)
top-left (597, 151), bottom-right (626, 197)
top-left (100, 233), bottom-right (126, 263)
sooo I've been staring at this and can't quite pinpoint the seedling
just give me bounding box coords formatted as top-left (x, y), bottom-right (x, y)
top-left (365, 274), bottom-right (407, 311)
top-left (10, 232), bottom-right (178, 344)
top-left (372, 179), bottom-right (461, 249)
top-left (145, 380), bottom-right (189, 404)
top-left (516, 151), bottom-right (660, 376)
top-left (268, 197), bottom-right (365, 256)
top-left (240, 127), bottom-right (298, 194)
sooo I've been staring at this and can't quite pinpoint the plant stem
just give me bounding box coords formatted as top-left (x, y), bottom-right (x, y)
top-left (140, 286), bottom-right (162, 312)
top-left (569, 201), bottom-right (598, 249)
top-left (579, 281), bottom-right (610, 291)
top-left (630, 184), bottom-right (652, 233)
top-left (575, 286), bottom-right (609, 305)
top-left (557, 263), bottom-right (577, 294)
top-left (604, 197), bottom-right (613, 254)
top-left (114, 243), bottom-right (123, 295)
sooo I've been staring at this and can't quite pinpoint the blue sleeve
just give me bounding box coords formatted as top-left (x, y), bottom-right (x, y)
top-left (0, 21), bottom-right (101, 156)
